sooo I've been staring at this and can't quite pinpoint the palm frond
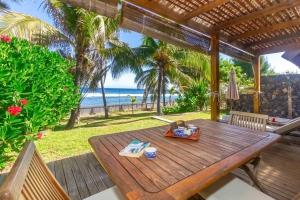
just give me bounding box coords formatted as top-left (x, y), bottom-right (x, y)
top-left (0, 10), bottom-right (70, 46)
top-left (0, 0), bottom-right (23, 10)
top-left (0, 1), bottom-right (8, 9)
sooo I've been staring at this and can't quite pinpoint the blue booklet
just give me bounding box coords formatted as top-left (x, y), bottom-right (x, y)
top-left (119, 139), bottom-right (150, 158)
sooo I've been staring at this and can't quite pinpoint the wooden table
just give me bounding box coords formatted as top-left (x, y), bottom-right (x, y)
top-left (89, 119), bottom-right (281, 200)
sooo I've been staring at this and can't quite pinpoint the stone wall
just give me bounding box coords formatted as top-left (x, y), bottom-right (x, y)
top-left (231, 74), bottom-right (300, 118)
top-left (230, 94), bottom-right (253, 113)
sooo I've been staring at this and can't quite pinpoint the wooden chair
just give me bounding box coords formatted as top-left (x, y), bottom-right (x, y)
top-left (229, 111), bottom-right (268, 132)
top-left (0, 141), bottom-right (123, 200)
top-left (0, 141), bottom-right (71, 200)
top-left (228, 111), bottom-right (269, 192)
top-left (273, 117), bottom-right (300, 135)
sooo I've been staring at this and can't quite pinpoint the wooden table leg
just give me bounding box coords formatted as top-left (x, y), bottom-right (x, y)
top-left (240, 164), bottom-right (266, 193)
top-left (250, 155), bottom-right (261, 175)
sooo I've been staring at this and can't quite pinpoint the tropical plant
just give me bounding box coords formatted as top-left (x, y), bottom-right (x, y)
top-left (168, 86), bottom-right (177, 105)
top-left (220, 59), bottom-right (252, 87)
top-left (232, 56), bottom-right (276, 78)
top-left (0, 3), bottom-right (85, 128)
top-left (162, 81), bottom-right (209, 114)
top-left (116, 36), bottom-right (210, 115)
top-left (129, 96), bottom-right (137, 114)
top-left (0, 1), bottom-right (126, 127)
top-left (0, 0), bottom-right (21, 10)
top-left (0, 37), bottom-right (78, 169)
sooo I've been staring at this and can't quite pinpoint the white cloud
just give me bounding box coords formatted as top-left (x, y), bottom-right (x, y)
top-left (104, 71), bottom-right (137, 88)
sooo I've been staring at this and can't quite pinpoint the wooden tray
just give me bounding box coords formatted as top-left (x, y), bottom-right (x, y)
top-left (165, 127), bottom-right (200, 141)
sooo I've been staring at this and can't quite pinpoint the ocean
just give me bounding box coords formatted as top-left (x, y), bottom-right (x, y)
top-left (81, 88), bottom-right (177, 107)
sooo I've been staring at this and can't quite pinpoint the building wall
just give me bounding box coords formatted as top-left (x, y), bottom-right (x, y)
top-left (231, 74), bottom-right (300, 118)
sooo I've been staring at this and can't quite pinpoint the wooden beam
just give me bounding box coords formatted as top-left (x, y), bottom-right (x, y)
top-left (62, 0), bottom-right (118, 18)
top-left (214, 0), bottom-right (300, 30)
top-left (257, 42), bottom-right (300, 55)
top-left (210, 33), bottom-right (220, 121)
top-left (125, 0), bottom-right (184, 22)
top-left (179, 0), bottom-right (231, 21)
top-left (232, 18), bottom-right (300, 41)
top-left (124, 0), bottom-right (255, 57)
top-left (252, 56), bottom-right (261, 114)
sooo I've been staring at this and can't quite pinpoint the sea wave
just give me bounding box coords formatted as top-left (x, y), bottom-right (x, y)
top-left (84, 93), bottom-right (178, 98)
top-left (84, 93), bottom-right (144, 98)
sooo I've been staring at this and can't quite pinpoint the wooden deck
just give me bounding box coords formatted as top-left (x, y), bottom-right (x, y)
top-left (45, 141), bottom-right (300, 200)
top-left (47, 153), bottom-right (114, 200)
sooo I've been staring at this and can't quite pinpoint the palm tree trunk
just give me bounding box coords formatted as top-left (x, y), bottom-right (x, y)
top-left (142, 89), bottom-right (148, 110)
top-left (157, 66), bottom-right (163, 115)
top-left (66, 64), bottom-right (81, 129)
top-left (162, 71), bottom-right (166, 107)
top-left (142, 90), bottom-right (148, 105)
top-left (66, 49), bottom-right (84, 129)
top-left (100, 76), bottom-right (109, 119)
top-left (67, 106), bottom-right (80, 129)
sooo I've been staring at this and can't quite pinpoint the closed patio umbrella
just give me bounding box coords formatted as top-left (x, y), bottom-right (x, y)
top-left (226, 69), bottom-right (239, 110)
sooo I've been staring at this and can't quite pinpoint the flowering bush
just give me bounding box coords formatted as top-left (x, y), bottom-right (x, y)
top-left (0, 36), bottom-right (79, 169)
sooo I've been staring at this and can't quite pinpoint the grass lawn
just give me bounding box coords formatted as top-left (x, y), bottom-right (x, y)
top-left (36, 111), bottom-right (210, 162)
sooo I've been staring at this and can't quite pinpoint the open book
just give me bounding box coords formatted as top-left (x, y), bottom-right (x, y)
top-left (119, 139), bottom-right (150, 158)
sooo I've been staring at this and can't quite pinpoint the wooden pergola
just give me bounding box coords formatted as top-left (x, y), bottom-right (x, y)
top-left (65, 0), bottom-right (300, 121)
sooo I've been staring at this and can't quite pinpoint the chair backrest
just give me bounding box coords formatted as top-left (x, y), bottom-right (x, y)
top-left (229, 111), bottom-right (268, 132)
top-left (0, 141), bottom-right (70, 200)
top-left (273, 117), bottom-right (300, 135)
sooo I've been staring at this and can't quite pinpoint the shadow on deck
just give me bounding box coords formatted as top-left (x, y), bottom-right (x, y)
top-left (46, 142), bottom-right (300, 200)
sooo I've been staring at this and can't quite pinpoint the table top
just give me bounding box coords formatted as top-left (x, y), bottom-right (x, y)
top-left (89, 119), bottom-right (281, 200)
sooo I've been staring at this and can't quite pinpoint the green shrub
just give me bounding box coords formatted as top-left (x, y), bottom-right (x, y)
top-left (0, 36), bottom-right (79, 169)
top-left (163, 81), bottom-right (209, 114)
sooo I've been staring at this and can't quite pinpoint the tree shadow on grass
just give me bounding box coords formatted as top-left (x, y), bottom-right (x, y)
top-left (81, 117), bottom-right (149, 128)
top-left (53, 112), bottom-right (156, 131)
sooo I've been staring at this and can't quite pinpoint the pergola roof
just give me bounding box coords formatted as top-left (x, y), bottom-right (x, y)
top-left (65, 0), bottom-right (300, 62)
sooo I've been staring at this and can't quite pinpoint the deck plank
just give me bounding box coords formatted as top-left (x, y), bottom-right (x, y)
top-left (234, 142), bottom-right (300, 200)
top-left (62, 158), bottom-right (81, 200)
top-left (47, 142), bottom-right (300, 200)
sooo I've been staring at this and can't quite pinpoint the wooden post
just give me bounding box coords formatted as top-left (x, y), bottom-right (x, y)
top-left (210, 34), bottom-right (220, 121)
top-left (252, 56), bottom-right (260, 113)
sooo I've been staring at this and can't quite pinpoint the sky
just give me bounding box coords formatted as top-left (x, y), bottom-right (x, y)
top-left (6, 0), bottom-right (300, 88)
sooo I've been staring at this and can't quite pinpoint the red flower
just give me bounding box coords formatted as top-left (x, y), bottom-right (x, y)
top-left (7, 106), bottom-right (22, 116)
top-left (20, 99), bottom-right (28, 106)
top-left (37, 132), bottom-right (43, 139)
top-left (0, 35), bottom-right (11, 43)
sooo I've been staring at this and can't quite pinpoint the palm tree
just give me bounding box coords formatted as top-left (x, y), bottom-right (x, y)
top-left (83, 11), bottom-right (119, 119)
top-left (88, 11), bottom-right (139, 119)
top-left (121, 36), bottom-right (210, 115)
